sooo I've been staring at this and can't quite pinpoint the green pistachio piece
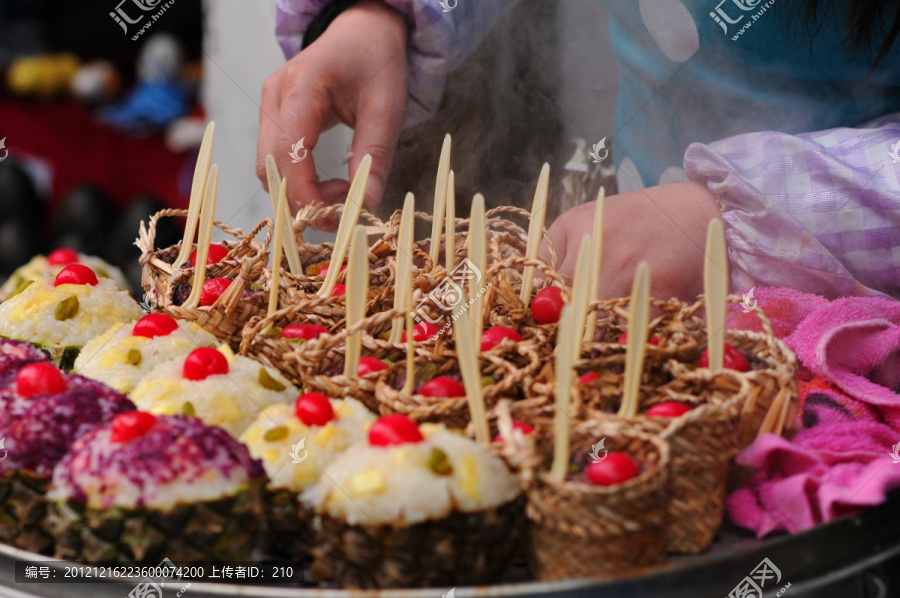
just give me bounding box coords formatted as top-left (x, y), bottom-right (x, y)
top-left (127, 349), bottom-right (142, 366)
top-left (264, 326), bottom-right (283, 338)
top-left (183, 401), bottom-right (196, 417)
top-left (96, 268), bottom-right (110, 279)
top-left (265, 426), bottom-right (288, 441)
top-left (7, 279), bottom-right (33, 300)
top-left (54, 296), bottom-right (79, 321)
top-left (480, 375), bottom-right (494, 388)
top-left (415, 362), bottom-right (439, 383)
top-left (428, 447), bottom-right (453, 476)
top-left (259, 368), bottom-right (286, 392)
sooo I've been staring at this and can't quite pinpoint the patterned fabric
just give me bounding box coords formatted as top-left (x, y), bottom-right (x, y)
top-left (684, 114), bottom-right (900, 299)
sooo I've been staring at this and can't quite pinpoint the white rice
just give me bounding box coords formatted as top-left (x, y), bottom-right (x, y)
top-left (1, 254), bottom-right (130, 294)
top-left (0, 278), bottom-right (143, 348)
top-left (73, 320), bottom-right (218, 394)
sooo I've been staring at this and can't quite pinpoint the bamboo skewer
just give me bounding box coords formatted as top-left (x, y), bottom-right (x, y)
top-left (266, 156), bottom-right (302, 277)
top-left (704, 219), bottom-right (728, 373)
top-left (390, 193), bottom-right (415, 343)
top-left (182, 165), bottom-right (219, 309)
top-left (263, 178), bottom-right (289, 331)
top-left (429, 134), bottom-right (452, 266)
top-left (343, 225), bottom-right (369, 379)
top-left (550, 303), bottom-right (576, 482)
top-left (617, 262), bottom-right (651, 419)
top-left (173, 122), bottom-right (215, 269)
top-left (445, 170), bottom-right (456, 273)
top-left (468, 194), bottom-right (487, 342)
top-left (569, 235), bottom-right (593, 361)
top-left (520, 163), bottom-right (550, 303)
top-left (583, 188), bottom-right (605, 343)
top-left (318, 155), bottom-right (372, 297)
top-left (403, 312), bottom-right (415, 395)
top-left (453, 300), bottom-right (489, 445)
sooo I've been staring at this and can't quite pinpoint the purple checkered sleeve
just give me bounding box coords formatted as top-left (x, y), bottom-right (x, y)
top-left (685, 113), bottom-right (900, 299)
top-left (275, 0), bottom-right (513, 127)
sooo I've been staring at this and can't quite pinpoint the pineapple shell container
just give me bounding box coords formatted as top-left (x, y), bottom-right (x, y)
top-left (669, 296), bottom-right (799, 447)
top-left (500, 417), bottom-right (671, 581)
top-left (47, 414), bottom-right (266, 563)
top-left (0, 374), bottom-right (135, 555)
top-left (137, 208), bottom-right (271, 305)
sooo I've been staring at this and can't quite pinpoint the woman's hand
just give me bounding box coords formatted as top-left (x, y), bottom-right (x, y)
top-left (257, 0), bottom-right (409, 213)
top-left (542, 182), bottom-right (721, 301)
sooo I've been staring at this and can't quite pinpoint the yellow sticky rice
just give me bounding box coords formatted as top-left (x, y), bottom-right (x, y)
top-left (240, 398), bottom-right (375, 494)
top-left (306, 426), bottom-right (520, 526)
top-left (0, 278), bottom-right (142, 349)
top-left (131, 353), bottom-right (298, 438)
top-left (1, 254), bottom-right (129, 294)
top-left (74, 320), bottom-right (218, 395)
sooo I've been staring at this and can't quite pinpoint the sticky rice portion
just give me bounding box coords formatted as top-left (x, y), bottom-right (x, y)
top-left (0, 279), bottom-right (142, 349)
top-left (240, 398), bottom-right (375, 494)
top-left (307, 426), bottom-right (520, 526)
top-left (1, 254), bottom-right (129, 294)
top-left (131, 353), bottom-right (297, 438)
top-left (74, 320), bottom-right (217, 394)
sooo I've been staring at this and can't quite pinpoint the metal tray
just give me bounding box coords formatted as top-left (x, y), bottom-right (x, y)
top-left (1, 492), bottom-right (899, 598)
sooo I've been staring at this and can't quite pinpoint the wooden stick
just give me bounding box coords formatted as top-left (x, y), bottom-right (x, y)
top-left (617, 262), bottom-right (651, 419)
top-left (319, 154), bottom-right (372, 297)
top-left (173, 122), bottom-right (215, 269)
top-left (468, 193), bottom-right (487, 342)
top-left (266, 156), bottom-right (302, 277)
top-left (429, 134), bottom-right (452, 265)
top-left (343, 225), bottom-right (369, 379)
top-left (550, 303), bottom-right (575, 482)
top-left (403, 312), bottom-right (415, 395)
top-left (583, 188), bottom-right (605, 343)
top-left (453, 299), bottom-right (489, 444)
top-left (265, 177), bottom-right (289, 326)
top-left (569, 235), bottom-right (592, 360)
top-left (519, 163), bottom-right (550, 303)
top-left (182, 165), bottom-right (218, 309)
top-left (704, 219), bottom-right (728, 372)
top-left (445, 170), bottom-right (456, 273)
top-left (390, 193), bottom-right (415, 343)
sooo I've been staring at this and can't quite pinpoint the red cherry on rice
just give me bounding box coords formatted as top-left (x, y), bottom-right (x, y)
top-left (586, 452), bottom-right (638, 486)
top-left (16, 363), bottom-right (67, 398)
top-left (493, 420), bottom-right (535, 442)
top-left (183, 347), bottom-right (229, 381)
top-left (132, 313), bottom-right (179, 339)
top-left (531, 286), bottom-right (565, 324)
top-left (358, 357), bottom-right (389, 377)
top-left (646, 401), bottom-right (691, 418)
top-left (699, 344), bottom-right (750, 372)
top-left (198, 277), bottom-right (231, 307)
top-left (319, 263), bottom-right (347, 277)
top-left (111, 412), bottom-right (157, 443)
top-left (295, 392), bottom-right (335, 427)
top-left (578, 372), bottom-right (602, 385)
top-left (616, 333), bottom-right (660, 346)
top-left (189, 243), bottom-right (230, 267)
top-left (47, 248), bottom-right (80, 266)
top-left (419, 376), bottom-right (466, 398)
top-left (369, 414), bottom-right (424, 446)
top-left (281, 323), bottom-right (329, 341)
top-left (330, 283), bottom-right (346, 297)
top-left (54, 264), bottom-right (98, 287)
top-left (480, 326), bottom-right (522, 351)
top-left (402, 321), bottom-right (438, 342)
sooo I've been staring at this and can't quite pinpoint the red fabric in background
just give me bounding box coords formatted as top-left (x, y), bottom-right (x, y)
top-left (0, 98), bottom-right (189, 211)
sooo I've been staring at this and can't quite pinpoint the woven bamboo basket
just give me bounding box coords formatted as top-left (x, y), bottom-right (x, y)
top-left (499, 416), bottom-right (670, 581)
top-left (137, 209), bottom-right (271, 304)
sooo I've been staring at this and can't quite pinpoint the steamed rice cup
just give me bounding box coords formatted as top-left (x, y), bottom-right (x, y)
top-left (0, 266), bottom-right (143, 370)
top-left (2, 250), bottom-right (130, 296)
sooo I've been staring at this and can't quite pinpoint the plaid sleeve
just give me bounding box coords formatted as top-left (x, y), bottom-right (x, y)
top-left (275, 0), bottom-right (514, 127)
top-left (684, 114), bottom-right (900, 300)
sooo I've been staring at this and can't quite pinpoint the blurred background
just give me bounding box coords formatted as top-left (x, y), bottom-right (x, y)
top-left (0, 0), bottom-right (618, 291)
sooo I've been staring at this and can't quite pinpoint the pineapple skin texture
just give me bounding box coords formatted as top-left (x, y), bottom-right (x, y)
top-left (0, 471), bottom-right (54, 555)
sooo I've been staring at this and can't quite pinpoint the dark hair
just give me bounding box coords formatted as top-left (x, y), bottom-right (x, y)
top-left (800, 0), bottom-right (900, 68)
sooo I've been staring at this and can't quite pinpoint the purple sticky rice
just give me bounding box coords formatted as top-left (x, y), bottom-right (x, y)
top-left (0, 340), bottom-right (48, 385)
top-left (54, 415), bottom-right (264, 508)
top-left (0, 375), bottom-right (135, 477)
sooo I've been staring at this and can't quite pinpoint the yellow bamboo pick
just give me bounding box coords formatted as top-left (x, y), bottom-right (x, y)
top-left (704, 219), bottom-right (728, 372)
top-left (468, 193), bottom-right (487, 342)
top-left (390, 193), bottom-right (415, 343)
top-left (583, 188), bottom-right (605, 343)
top-left (173, 122), bottom-right (215, 269)
top-left (445, 170), bottom-right (456, 273)
top-left (343, 225), bottom-right (369, 379)
top-left (569, 235), bottom-right (593, 361)
top-left (453, 302), bottom-right (489, 444)
top-left (550, 303), bottom-right (575, 482)
top-left (183, 165), bottom-right (218, 309)
top-left (265, 177), bottom-right (288, 327)
top-left (403, 312), bottom-right (415, 395)
top-left (266, 156), bottom-right (302, 277)
top-left (617, 262), bottom-right (651, 419)
top-left (429, 134), bottom-right (452, 265)
top-left (520, 163), bottom-right (550, 303)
